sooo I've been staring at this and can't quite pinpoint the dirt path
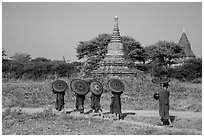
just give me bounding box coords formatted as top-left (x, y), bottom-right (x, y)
top-left (2, 107), bottom-right (202, 118)
top-left (2, 107), bottom-right (202, 135)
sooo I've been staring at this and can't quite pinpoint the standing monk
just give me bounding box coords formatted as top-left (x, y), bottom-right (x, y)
top-left (53, 90), bottom-right (65, 111)
top-left (86, 81), bottom-right (103, 114)
top-left (70, 79), bottom-right (89, 114)
top-left (158, 82), bottom-right (173, 127)
top-left (75, 93), bottom-right (86, 113)
top-left (110, 91), bottom-right (123, 120)
top-left (52, 80), bottom-right (67, 112)
top-left (109, 78), bottom-right (124, 120)
top-left (90, 93), bottom-right (102, 113)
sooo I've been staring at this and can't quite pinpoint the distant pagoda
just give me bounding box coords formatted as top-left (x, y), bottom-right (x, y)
top-left (92, 16), bottom-right (135, 76)
top-left (179, 29), bottom-right (196, 59)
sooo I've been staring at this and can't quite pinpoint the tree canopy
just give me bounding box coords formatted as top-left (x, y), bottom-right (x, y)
top-left (76, 33), bottom-right (111, 60)
top-left (145, 41), bottom-right (185, 68)
top-left (10, 53), bottom-right (31, 63)
top-left (170, 58), bottom-right (202, 81)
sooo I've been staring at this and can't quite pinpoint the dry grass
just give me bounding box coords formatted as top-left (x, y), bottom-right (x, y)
top-left (2, 76), bottom-right (202, 112)
top-left (2, 108), bottom-right (201, 135)
top-left (2, 76), bottom-right (202, 135)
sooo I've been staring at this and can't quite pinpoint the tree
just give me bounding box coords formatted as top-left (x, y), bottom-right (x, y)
top-left (128, 48), bottom-right (148, 64)
top-left (121, 35), bottom-right (142, 59)
top-left (76, 33), bottom-right (111, 60)
top-left (2, 48), bottom-right (7, 60)
top-left (2, 49), bottom-right (9, 65)
top-left (170, 58), bottom-right (202, 81)
top-left (52, 61), bottom-right (76, 77)
top-left (145, 41), bottom-right (185, 68)
top-left (11, 53), bottom-right (31, 63)
top-left (76, 33), bottom-right (143, 71)
top-left (71, 61), bottom-right (84, 67)
top-left (25, 57), bottom-right (53, 80)
top-left (31, 57), bottom-right (51, 62)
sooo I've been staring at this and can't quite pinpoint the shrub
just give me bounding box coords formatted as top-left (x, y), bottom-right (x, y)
top-left (191, 78), bottom-right (202, 84)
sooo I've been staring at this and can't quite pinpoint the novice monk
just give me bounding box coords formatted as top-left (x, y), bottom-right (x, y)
top-left (74, 93), bottom-right (86, 113)
top-left (89, 92), bottom-right (102, 113)
top-left (70, 79), bottom-right (89, 114)
top-left (86, 80), bottom-right (103, 114)
top-left (52, 89), bottom-right (65, 111)
top-left (110, 91), bottom-right (123, 120)
top-left (158, 82), bottom-right (173, 127)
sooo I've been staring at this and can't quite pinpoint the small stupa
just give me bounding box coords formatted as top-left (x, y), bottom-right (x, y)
top-left (92, 16), bottom-right (135, 76)
top-left (179, 29), bottom-right (196, 59)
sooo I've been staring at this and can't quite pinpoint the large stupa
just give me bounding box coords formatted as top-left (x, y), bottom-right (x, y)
top-left (92, 16), bottom-right (135, 76)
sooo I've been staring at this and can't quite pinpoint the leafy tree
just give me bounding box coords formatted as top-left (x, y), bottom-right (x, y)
top-left (53, 61), bottom-right (76, 77)
top-left (71, 61), bottom-right (84, 67)
top-left (121, 35), bottom-right (142, 59)
top-left (170, 58), bottom-right (202, 81)
top-left (31, 57), bottom-right (51, 62)
top-left (7, 60), bottom-right (25, 79)
top-left (23, 59), bottom-right (53, 80)
top-left (128, 48), bottom-right (148, 64)
top-left (2, 53), bottom-right (80, 80)
top-left (2, 60), bottom-right (11, 73)
top-left (10, 53), bottom-right (31, 63)
top-left (2, 48), bottom-right (7, 60)
top-left (76, 33), bottom-right (111, 60)
top-left (145, 41), bottom-right (185, 68)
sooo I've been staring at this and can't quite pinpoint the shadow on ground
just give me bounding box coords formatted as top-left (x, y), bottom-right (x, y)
top-left (170, 115), bottom-right (176, 123)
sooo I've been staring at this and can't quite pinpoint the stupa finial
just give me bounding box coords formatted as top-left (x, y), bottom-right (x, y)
top-left (114, 16), bottom-right (118, 28)
top-left (114, 16), bottom-right (118, 21)
top-left (183, 28), bottom-right (185, 33)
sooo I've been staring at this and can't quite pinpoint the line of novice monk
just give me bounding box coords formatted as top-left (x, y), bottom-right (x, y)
top-left (52, 77), bottom-right (173, 127)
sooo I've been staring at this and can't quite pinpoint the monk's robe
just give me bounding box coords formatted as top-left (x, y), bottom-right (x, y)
top-left (90, 93), bottom-right (101, 112)
top-left (159, 89), bottom-right (170, 121)
top-left (75, 94), bottom-right (85, 112)
top-left (55, 91), bottom-right (65, 111)
top-left (110, 91), bottom-right (122, 115)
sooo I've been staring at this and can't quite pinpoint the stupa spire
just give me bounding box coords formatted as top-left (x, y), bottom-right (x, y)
top-left (106, 16), bottom-right (124, 56)
top-left (178, 30), bottom-right (196, 58)
top-left (179, 30), bottom-right (190, 47)
top-left (111, 16), bottom-right (121, 43)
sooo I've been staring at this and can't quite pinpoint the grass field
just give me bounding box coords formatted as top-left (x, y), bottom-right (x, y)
top-left (2, 76), bottom-right (202, 135)
top-left (2, 76), bottom-right (202, 112)
top-left (2, 107), bottom-right (201, 135)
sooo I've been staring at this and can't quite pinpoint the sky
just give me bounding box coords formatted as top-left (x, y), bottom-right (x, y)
top-left (2, 2), bottom-right (202, 62)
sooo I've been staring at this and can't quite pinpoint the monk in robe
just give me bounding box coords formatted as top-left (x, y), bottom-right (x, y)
top-left (75, 93), bottom-right (86, 113)
top-left (158, 82), bottom-right (173, 127)
top-left (110, 91), bottom-right (123, 120)
top-left (52, 89), bottom-right (65, 111)
top-left (90, 92), bottom-right (102, 113)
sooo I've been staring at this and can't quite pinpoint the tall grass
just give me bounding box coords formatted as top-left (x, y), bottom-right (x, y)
top-left (2, 75), bottom-right (202, 112)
